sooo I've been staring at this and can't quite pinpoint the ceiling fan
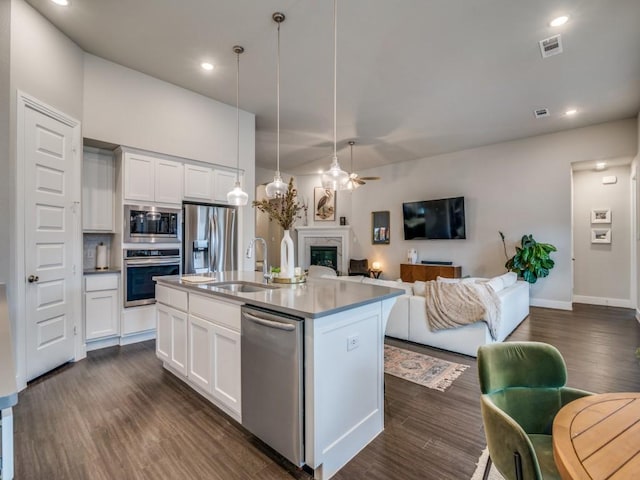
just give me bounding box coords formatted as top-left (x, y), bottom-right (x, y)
top-left (345, 141), bottom-right (380, 190)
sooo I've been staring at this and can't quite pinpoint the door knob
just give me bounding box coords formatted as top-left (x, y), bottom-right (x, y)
top-left (28, 275), bottom-right (39, 283)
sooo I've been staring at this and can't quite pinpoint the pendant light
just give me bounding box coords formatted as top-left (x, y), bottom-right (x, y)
top-left (226, 45), bottom-right (249, 206)
top-left (265, 12), bottom-right (289, 199)
top-left (344, 141), bottom-right (362, 191)
top-left (321, 0), bottom-right (349, 191)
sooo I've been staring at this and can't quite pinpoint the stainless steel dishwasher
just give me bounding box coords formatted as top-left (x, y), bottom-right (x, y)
top-left (241, 305), bottom-right (304, 467)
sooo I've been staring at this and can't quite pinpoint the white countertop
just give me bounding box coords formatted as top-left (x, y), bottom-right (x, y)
top-left (154, 271), bottom-right (403, 319)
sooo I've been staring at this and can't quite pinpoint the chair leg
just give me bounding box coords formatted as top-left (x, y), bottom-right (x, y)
top-left (482, 454), bottom-right (492, 480)
top-left (514, 451), bottom-right (523, 480)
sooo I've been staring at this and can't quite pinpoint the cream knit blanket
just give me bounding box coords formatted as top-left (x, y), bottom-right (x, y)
top-left (423, 281), bottom-right (501, 340)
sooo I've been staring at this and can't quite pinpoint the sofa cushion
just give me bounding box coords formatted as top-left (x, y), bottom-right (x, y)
top-left (498, 272), bottom-right (518, 288)
top-left (485, 276), bottom-right (505, 293)
top-left (362, 277), bottom-right (413, 295)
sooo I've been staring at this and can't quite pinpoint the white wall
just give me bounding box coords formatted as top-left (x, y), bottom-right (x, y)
top-left (636, 112), bottom-right (640, 317)
top-left (0, 0), bottom-right (10, 285)
top-left (573, 164), bottom-right (632, 306)
top-left (346, 118), bottom-right (638, 308)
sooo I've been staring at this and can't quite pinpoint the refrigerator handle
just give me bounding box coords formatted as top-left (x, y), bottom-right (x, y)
top-left (209, 212), bottom-right (217, 271)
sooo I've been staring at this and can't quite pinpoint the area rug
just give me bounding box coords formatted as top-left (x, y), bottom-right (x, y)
top-left (470, 448), bottom-right (505, 480)
top-left (383, 344), bottom-right (469, 392)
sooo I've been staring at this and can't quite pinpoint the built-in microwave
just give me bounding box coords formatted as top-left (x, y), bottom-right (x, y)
top-left (124, 205), bottom-right (181, 243)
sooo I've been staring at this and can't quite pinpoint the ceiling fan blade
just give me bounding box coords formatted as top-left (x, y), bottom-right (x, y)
top-left (355, 178), bottom-right (366, 185)
top-left (359, 176), bottom-right (381, 181)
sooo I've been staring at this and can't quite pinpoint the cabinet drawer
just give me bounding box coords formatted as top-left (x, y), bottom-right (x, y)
top-left (190, 294), bottom-right (240, 331)
top-left (156, 284), bottom-right (188, 312)
top-left (85, 273), bottom-right (119, 292)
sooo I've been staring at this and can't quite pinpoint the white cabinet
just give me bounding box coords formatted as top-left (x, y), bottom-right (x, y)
top-left (157, 285), bottom-right (242, 418)
top-left (184, 164), bottom-right (213, 201)
top-left (82, 148), bottom-right (114, 232)
top-left (84, 273), bottom-right (119, 340)
top-left (213, 169), bottom-right (238, 203)
top-left (188, 294), bottom-right (241, 417)
top-left (156, 303), bottom-right (188, 375)
top-left (210, 322), bottom-right (241, 414)
top-left (123, 152), bottom-right (183, 206)
top-left (155, 158), bottom-right (184, 205)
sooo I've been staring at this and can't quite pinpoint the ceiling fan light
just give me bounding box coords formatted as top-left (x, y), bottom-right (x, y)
top-left (265, 173), bottom-right (288, 198)
top-left (321, 156), bottom-right (349, 190)
top-left (226, 182), bottom-right (249, 206)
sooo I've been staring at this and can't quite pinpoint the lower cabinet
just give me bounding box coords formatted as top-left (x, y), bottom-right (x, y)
top-left (84, 273), bottom-right (120, 341)
top-left (156, 287), bottom-right (241, 420)
top-left (156, 303), bottom-right (188, 376)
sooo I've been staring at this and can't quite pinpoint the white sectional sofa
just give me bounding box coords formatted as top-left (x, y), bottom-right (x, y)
top-left (322, 273), bottom-right (530, 357)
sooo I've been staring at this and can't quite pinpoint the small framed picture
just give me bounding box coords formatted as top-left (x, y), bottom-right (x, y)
top-left (314, 187), bottom-right (336, 221)
top-left (372, 211), bottom-right (390, 245)
top-left (591, 208), bottom-right (611, 224)
top-left (591, 228), bottom-right (611, 244)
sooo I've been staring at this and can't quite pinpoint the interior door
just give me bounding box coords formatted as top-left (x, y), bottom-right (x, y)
top-left (24, 106), bottom-right (78, 381)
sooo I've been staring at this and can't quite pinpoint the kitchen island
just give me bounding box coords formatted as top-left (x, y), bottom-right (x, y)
top-left (154, 272), bottom-right (402, 480)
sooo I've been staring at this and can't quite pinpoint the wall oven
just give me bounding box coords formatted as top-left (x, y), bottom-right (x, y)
top-left (123, 249), bottom-right (180, 307)
top-left (124, 205), bottom-right (181, 243)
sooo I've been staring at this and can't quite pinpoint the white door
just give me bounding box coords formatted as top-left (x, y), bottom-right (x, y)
top-left (155, 159), bottom-right (183, 205)
top-left (188, 315), bottom-right (213, 392)
top-left (211, 322), bottom-right (241, 415)
top-left (24, 106), bottom-right (78, 380)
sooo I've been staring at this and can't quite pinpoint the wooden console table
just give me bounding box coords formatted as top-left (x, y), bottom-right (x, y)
top-left (400, 263), bottom-right (461, 282)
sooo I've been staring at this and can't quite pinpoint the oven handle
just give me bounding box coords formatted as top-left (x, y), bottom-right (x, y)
top-left (124, 258), bottom-right (181, 266)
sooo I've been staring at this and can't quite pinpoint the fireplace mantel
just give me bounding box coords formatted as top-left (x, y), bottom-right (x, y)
top-left (295, 226), bottom-right (351, 274)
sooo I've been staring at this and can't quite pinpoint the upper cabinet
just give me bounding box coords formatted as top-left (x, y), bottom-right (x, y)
top-left (213, 169), bottom-right (238, 203)
top-left (83, 147), bottom-right (115, 232)
top-left (123, 151), bottom-right (183, 206)
top-left (184, 164), bottom-right (213, 201)
top-left (117, 147), bottom-right (242, 207)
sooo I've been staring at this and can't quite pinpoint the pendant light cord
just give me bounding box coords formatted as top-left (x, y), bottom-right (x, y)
top-left (277, 20), bottom-right (281, 175)
top-left (236, 49), bottom-right (240, 182)
top-left (333, 0), bottom-right (337, 159)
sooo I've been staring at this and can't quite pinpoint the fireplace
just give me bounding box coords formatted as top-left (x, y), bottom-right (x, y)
top-left (310, 246), bottom-right (338, 271)
top-left (295, 226), bottom-right (350, 274)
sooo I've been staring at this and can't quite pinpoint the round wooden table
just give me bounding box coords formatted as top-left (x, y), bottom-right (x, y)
top-left (553, 392), bottom-right (640, 479)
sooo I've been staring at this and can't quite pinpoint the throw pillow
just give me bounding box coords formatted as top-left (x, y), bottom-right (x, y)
top-left (413, 280), bottom-right (426, 296)
top-left (436, 276), bottom-right (461, 284)
top-left (485, 276), bottom-right (505, 293)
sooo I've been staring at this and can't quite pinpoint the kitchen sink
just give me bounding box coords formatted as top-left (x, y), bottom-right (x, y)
top-left (212, 281), bottom-right (278, 293)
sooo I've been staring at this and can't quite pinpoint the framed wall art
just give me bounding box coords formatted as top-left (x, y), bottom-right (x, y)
top-left (591, 228), bottom-right (611, 244)
top-left (314, 187), bottom-right (336, 221)
top-left (591, 208), bottom-right (611, 224)
top-left (372, 211), bottom-right (390, 245)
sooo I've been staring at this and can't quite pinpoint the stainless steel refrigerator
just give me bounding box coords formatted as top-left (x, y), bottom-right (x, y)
top-left (182, 202), bottom-right (238, 274)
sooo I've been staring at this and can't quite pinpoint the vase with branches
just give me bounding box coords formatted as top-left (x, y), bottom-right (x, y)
top-left (252, 177), bottom-right (303, 277)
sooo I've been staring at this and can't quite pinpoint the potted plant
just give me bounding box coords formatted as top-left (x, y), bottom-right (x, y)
top-left (500, 232), bottom-right (557, 284)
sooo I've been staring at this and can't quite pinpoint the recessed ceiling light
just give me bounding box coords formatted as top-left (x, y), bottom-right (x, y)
top-left (595, 162), bottom-right (607, 171)
top-left (565, 109), bottom-right (577, 116)
top-left (201, 62), bottom-right (214, 71)
top-left (51, 0), bottom-right (69, 6)
top-left (550, 15), bottom-right (569, 27)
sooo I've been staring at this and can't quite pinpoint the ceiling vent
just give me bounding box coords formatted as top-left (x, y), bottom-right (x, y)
top-left (534, 108), bottom-right (550, 118)
top-left (539, 34), bottom-right (563, 58)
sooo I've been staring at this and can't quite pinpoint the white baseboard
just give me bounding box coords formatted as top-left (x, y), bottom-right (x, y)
top-left (573, 295), bottom-right (633, 308)
top-left (530, 298), bottom-right (573, 310)
top-left (119, 329), bottom-right (156, 346)
top-left (86, 336), bottom-right (120, 352)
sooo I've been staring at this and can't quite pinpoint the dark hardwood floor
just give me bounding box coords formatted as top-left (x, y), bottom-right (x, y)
top-left (14, 305), bottom-right (640, 479)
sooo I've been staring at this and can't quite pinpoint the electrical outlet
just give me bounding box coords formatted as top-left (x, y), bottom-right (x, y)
top-left (347, 334), bottom-right (360, 351)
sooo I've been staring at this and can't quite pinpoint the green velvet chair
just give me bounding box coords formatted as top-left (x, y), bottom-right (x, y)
top-left (477, 341), bottom-right (591, 480)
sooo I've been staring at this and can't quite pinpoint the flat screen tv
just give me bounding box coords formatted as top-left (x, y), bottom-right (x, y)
top-left (402, 196), bottom-right (466, 240)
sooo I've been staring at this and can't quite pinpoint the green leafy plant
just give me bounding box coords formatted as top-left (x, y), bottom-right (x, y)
top-left (503, 233), bottom-right (557, 284)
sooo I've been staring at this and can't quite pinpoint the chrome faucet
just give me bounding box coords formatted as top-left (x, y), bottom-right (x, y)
top-left (246, 237), bottom-right (270, 281)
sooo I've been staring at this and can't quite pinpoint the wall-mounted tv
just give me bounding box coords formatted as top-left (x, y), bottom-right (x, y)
top-left (402, 196), bottom-right (466, 240)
